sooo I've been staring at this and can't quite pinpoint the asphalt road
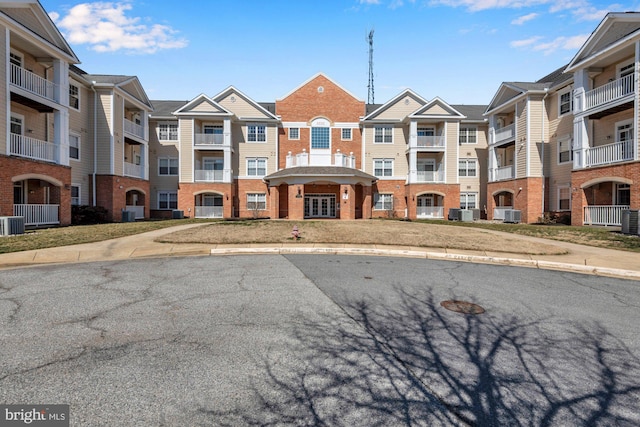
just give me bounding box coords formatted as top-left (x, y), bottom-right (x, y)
top-left (0, 255), bottom-right (639, 426)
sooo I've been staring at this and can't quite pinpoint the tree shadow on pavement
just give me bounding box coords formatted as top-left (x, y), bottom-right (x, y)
top-left (209, 287), bottom-right (640, 426)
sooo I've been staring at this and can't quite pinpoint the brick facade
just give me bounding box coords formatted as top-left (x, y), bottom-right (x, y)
top-left (178, 182), bottom-right (234, 219)
top-left (487, 177), bottom-right (545, 224)
top-left (405, 183), bottom-right (461, 220)
top-left (93, 175), bottom-right (150, 222)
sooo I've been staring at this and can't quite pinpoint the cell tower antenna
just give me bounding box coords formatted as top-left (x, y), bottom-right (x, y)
top-left (367, 28), bottom-right (375, 104)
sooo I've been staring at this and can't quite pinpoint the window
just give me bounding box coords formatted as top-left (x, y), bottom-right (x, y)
top-left (458, 159), bottom-right (477, 177)
top-left (558, 186), bottom-right (571, 211)
top-left (69, 133), bottom-right (80, 160)
top-left (71, 185), bottom-right (81, 206)
top-left (9, 52), bottom-right (22, 67)
top-left (558, 138), bottom-right (572, 164)
top-left (460, 193), bottom-right (477, 210)
top-left (204, 124), bottom-right (223, 134)
top-left (248, 124), bottom-right (266, 142)
top-left (459, 127), bottom-right (477, 144)
top-left (289, 128), bottom-right (299, 140)
top-left (616, 183), bottom-right (631, 205)
top-left (69, 83), bottom-right (80, 110)
top-left (619, 62), bottom-right (634, 78)
top-left (158, 191), bottom-right (178, 210)
top-left (158, 158), bottom-right (178, 176)
top-left (559, 90), bottom-right (572, 116)
top-left (247, 157), bottom-right (267, 176)
top-left (373, 159), bottom-right (393, 177)
top-left (374, 125), bottom-right (393, 143)
top-left (374, 193), bottom-right (393, 210)
top-left (341, 128), bottom-right (352, 140)
top-left (247, 193), bottom-right (266, 210)
top-left (10, 115), bottom-right (23, 135)
top-left (311, 127), bottom-right (330, 149)
top-left (158, 123), bottom-right (178, 141)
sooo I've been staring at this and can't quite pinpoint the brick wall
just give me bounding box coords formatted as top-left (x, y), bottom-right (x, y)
top-left (236, 179), bottom-right (270, 218)
top-left (487, 177), bottom-right (544, 223)
top-left (405, 183), bottom-right (461, 220)
top-left (178, 182), bottom-right (234, 218)
top-left (94, 175), bottom-right (150, 222)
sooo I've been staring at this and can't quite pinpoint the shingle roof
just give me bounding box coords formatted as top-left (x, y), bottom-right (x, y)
top-left (150, 100), bottom-right (189, 117)
top-left (264, 166), bottom-right (377, 182)
top-left (82, 74), bottom-right (134, 85)
top-left (451, 105), bottom-right (488, 121)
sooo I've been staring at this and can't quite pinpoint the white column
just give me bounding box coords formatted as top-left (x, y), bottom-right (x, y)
top-left (223, 148), bottom-right (231, 183)
top-left (573, 68), bottom-right (589, 114)
top-left (53, 59), bottom-right (70, 166)
top-left (573, 116), bottom-right (589, 169)
top-left (409, 120), bottom-right (417, 148)
top-left (408, 149), bottom-right (417, 184)
top-left (223, 118), bottom-right (231, 147)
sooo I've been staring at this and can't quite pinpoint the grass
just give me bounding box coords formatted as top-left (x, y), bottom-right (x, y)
top-left (0, 218), bottom-right (638, 256)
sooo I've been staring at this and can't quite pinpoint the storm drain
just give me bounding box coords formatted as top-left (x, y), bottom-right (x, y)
top-left (440, 300), bottom-right (485, 315)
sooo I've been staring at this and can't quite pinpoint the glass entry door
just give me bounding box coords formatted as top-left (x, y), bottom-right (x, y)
top-left (304, 194), bottom-right (336, 218)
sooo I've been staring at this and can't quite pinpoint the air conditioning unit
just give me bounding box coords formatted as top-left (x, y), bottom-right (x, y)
top-left (470, 209), bottom-right (481, 220)
top-left (121, 210), bottom-right (136, 222)
top-left (448, 208), bottom-right (460, 221)
top-left (621, 210), bottom-right (639, 235)
top-left (503, 209), bottom-right (522, 224)
top-left (458, 209), bottom-right (474, 222)
top-left (172, 210), bottom-right (184, 219)
top-left (0, 216), bottom-right (25, 236)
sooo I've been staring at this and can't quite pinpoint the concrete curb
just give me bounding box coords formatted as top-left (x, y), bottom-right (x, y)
top-left (210, 247), bottom-right (640, 281)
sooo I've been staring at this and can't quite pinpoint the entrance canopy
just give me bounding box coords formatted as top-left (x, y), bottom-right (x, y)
top-left (263, 166), bottom-right (377, 187)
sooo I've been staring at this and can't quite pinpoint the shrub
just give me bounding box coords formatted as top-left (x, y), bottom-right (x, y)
top-left (72, 205), bottom-right (109, 225)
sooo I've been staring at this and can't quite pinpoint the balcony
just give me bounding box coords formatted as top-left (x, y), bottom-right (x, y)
top-left (195, 133), bottom-right (226, 146)
top-left (585, 74), bottom-right (634, 113)
top-left (124, 119), bottom-right (145, 140)
top-left (124, 161), bottom-right (144, 179)
top-left (411, 135), bottom-right (446, 150)
top-left (584, 139), bottom-right (634, 167)
top-left (14, 204), bottom-right (59, 226)
top-left (10, 64), bottom-right (57, 103)
top-left (194, 169), bottom-right (231, 182)
top-left (412, 169), bottom-right (445, 183)
top-left (584, 205), bottom-right (629, 226)
top-left (490, 165), bottom-right (514, 182)
top-left (417, 206), bottom-right (444, 218)
top-left (10, 133), bottom-right (57, 163)
top-left (494, 124), bottom-right (515, 145)
top-left (286, 150), bottom-right (356, 168)
top-left (195, 206), bottom-right (223, 218)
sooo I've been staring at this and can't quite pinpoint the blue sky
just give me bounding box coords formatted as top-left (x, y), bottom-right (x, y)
top-left (41, 0), bottom-right (640, 106)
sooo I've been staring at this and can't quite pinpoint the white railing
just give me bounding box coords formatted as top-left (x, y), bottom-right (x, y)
top-left (10, 133), bottom-right (57, 163)
top-left (416, 169), bottom-right (445, 183)
top-left (585, 74), bottom-right (635, 110)
top-left (195, 206), bottom-right (223, 218)
top-left (195, 169), bottom-right (229, 182)
top-left (585, 140), bottom-right (634, 167)
top-left (125, 205), bottom-right (144, 219)
top-left (584, 205), bottom-right (629, 226)
top-left (493, 207), bottom-right (513, 221)
top-left (493, 165), bottom-right (514, 181)
top-left (195, 133), bottom-right (225, 145)
top-left (494, 124), bottom-right (515, 144)
top-left (124, 119), bottom-right (145, 139)
top-left (124, 161), bottom-right (144, 178)
top-left (13, 204), bottom-right (59, 226)
top-left (417, 207), bottom-right (444, 218)
top-left (287, 151), bottom-right (309, 167)
top-left (416, 135), bottom-right (446, 148)
top-left (286, 151), bottom-right (357, 168)
top-left (10, 64), bottom-right (57, 102)
top-left (334, 151), bottom-right (356, 168)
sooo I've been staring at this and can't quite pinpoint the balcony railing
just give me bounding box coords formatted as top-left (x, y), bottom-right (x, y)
top-left (14, 204), bottom-right (59, 226)
top-left (585, 139), bottom-right (634, 167)
top-left (492, 165), bottom-right (514, 181)
top-left (10, 64), bottom-right (57, 102)
top-left (125, 205), bottom-right (144, 219)
top-left (494, 124), bottom-right (515, 144)
top-left (584, 205), bottom-right (629, 226)
top-left (493, 207), bottom-right (513, 221)
top-left (286, 151), bottom-right (356, 168)
top-left (195, 133), bottom-right (225, 145)
top-left (10, 133), bottom-right (57, 163)
top-left (585, 74), bottom-right (635, 111)
top-left (334, 151), bottom-right (356, 168)
top-left (417, 206), bottom-right (444, 218)
top-left (415, 169), bottom-right (445, 183)
top-left (124, 119), bottom-right (145, 139)
top-left (124, 161), bottom-right (144, 178)
top-left (195, 169), bottom-right (231, 182)
top-left (195, 206), bottom-right (223, 218)
top-left (415, 135), bottom-right (446, 148)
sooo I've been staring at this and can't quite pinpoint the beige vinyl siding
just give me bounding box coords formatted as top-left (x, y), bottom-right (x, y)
top-left (528, 97), bottom-right (544, 177)
top-left (423, 104), bottom-right (450, 115)
top-left (178, 118), bottom-right (194, 181)
top-left (10, 102), bottom-right (44, 141)
top-left (445, 121), bottom-right (458, 183)
top-left (0, 27), bottom-right (6, 142)
top-left (113, 95), bottom-right (124, 176)
top-left (461, 123), bottom-right (488, 210)
top-left (95, 92), bottom-right (113, 174)
top-left (148, 127), bottom-right (179, 209)
top-left (362, 125), bottom-right (407, 177)
top-left (593, 110), bottom-right (634, 147)
top-left (372, 97), bottom-right (423, 120)
top-left (188, 100), bottom-right (223, 113)
top-left (516, 100), bottom-right (527, 178)
top-left (546, 89), bottom-right (574, 182)
top-left (69, 83), bottom-right (94, 205)
top-left (238, 123), bottom-right (277, 176)
top-left (219, 94), bottom-right (267, 119)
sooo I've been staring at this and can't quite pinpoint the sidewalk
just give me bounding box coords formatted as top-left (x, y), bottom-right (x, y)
top-left (0, 223), bottom-right (639, 280)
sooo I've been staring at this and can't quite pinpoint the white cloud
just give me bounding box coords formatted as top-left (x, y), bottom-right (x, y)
top-left (510, 36), bottom-right (543, 47)
top-left (522, 34), bottom-right (590, 54)
top-left (50, 2), bottom-right (188, 54)
top-left (512, 13), bottom-right (539, 25)
top-left (428, 0), bottom-right (550, 12)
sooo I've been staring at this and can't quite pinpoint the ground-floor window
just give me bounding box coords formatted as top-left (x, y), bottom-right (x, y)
top-left (158, 191), bottom-right (177, 209)
top-left (460, 192), bottom-right (477, 209)
top-left (374, 193), bottom-right (393, 210)
top-left (557, 186), bottom-right (571, 211)
top-left (616, 183), bottom-right (630, 205)
top-left (71, 185), bottom-right (81, 206)
top-left (247, 193), bottom-right (266, 211)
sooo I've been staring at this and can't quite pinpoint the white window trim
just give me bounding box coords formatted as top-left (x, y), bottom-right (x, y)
top-left (247, 124), bottom-right (267, 143)
top-left (617, 60), bottom-right (634, 79)
top-left (158, 157), bottom-right (179, 176)
top-left (373, 158), bottom-right (394, 178)
top-left (157, 191), bottom-right (178, 210)
top-left (558, 87), bottom-right (573, 117)
top-left (373, 193), bottom-right (394, 210)
top-left (71, 184), bottom-right (81, 206)
top-left (69, 131), bottom-right (81, 161)
top-left (10, 113), bottom-right (24, 135)
top-left (557, 136), bottom-right (572, 165)
top-left (557, 185), bottom-right (571, 212)
top-left (289, 127), bottom-right (300, 140)
top-left (373, 125), bottom-right (393, 144)
top-left (247, 193), bottom-right (267, 210)
top-left (460, 192), bottom-right (478, 210)
top-left (341, 128), bottom-right (352, 141)
top-left (459, 126), bottom-right (477, 144)
top-left (246, 157), bottom-right (267, 177)
top-left (69, 81), bottom-right (81, 111)
top-left (615, 118), bottom-right (633, 142)
top-left (157, 122), bottom-right (179, 142)
top-left (458, 158), bottom-right (477, 177)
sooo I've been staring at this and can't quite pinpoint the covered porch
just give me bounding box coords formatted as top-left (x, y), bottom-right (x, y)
top-left (194, 192), bottom-right (224, 218)
top-left (12, 177), bottom-right (63, 227)
top-left (579, 179), bottom-right (631, 226)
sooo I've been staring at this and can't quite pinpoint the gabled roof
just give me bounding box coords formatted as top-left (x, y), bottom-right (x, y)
top-left (213, 86), bottom-right (279, 120)
top-left (409, 96), bottom-right (465, 120)
top-left (452, 105), bottom-right (488, 122)
top-left (79, 73), bottom-right (152, 109)
top-left (484, 81), bottom-right (550, 115)
top-left (277, 73), bottom-right (364, 103)
top-left (173, 93), bottom-right (233, 117)
top-left (0, 0), bottom-right (78, 63)
top-left (149, 100), bottom-right (189, 119)
top-left (363, 89), bottom-right (428, 121)
top-left (566, 12), bottom-right (640, 72)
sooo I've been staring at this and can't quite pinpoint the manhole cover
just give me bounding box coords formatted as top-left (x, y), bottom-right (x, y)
top-left (440, 300), bottom-right (485, 315)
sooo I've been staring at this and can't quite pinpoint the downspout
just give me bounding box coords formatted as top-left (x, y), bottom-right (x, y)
top-left (90, 81), bottom-right (97, 206)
